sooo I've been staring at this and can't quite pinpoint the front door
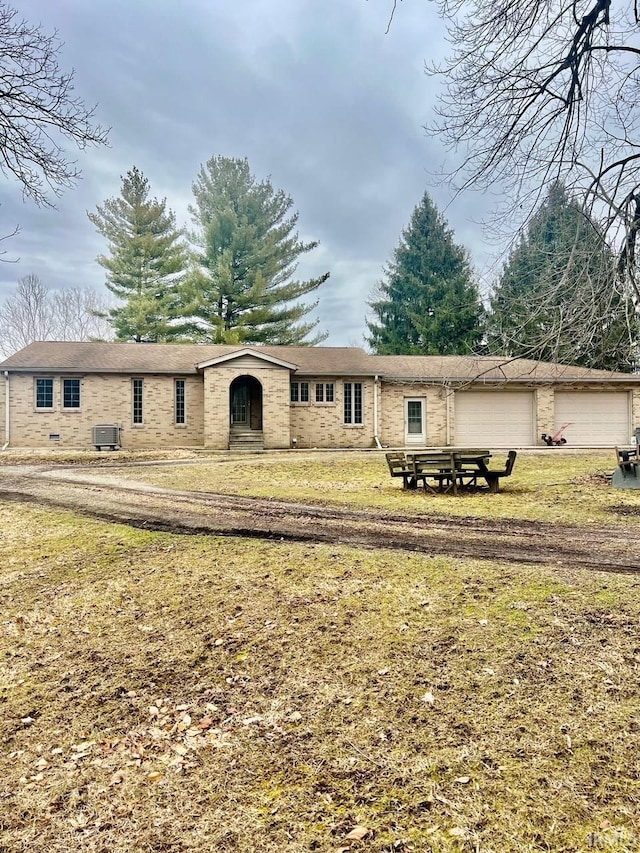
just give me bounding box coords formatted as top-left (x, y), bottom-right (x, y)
top-left (231, 383), bottom-right (249, 426)
top-left (405, 397), bottom-right (426, 445)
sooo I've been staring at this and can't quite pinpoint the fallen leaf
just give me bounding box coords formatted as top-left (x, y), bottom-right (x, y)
top-left (148, 771), bottom-right (164, 783)
top-left (345, 825), bottom-right (370, 841)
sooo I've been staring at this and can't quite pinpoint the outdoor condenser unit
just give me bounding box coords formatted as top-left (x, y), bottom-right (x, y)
top-left (92, 424), bottom-right (121, 450)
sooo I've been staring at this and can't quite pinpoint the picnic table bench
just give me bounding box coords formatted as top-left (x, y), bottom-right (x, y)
top-left (385, 449), bottom-right (517, 494)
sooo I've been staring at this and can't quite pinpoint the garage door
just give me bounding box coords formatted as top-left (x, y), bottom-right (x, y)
top-left (554, 391), bottom-right (630, 446)
top-left (455, 391), bottom-right (534, 446)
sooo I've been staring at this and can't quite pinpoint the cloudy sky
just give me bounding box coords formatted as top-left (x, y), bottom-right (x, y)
top-left (1, 0), bottom-right (496, 346)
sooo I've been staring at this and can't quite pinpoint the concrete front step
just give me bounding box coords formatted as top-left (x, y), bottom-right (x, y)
top-left (228, 430), bottom-right (264, 451)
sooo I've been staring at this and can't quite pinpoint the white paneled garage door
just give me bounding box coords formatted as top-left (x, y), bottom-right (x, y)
top-left (554, 391), bottom-right (630, 446)
top-left (454, 391), bottom-right (535, 446)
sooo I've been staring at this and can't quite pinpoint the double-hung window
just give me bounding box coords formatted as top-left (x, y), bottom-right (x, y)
top-left (62, 378), bottom-right (81, 410)
top-left (132, 378), bottom-right (144, 424)
top-left (175, 379), bottom-right (186, 425)
top-left (315, 382), bottom-right (335, 403)
top-left (343, 382), bottom-right (363, 425)
top-left (35, 378), bottom-right (54, 409)
top-left (290, 381), bottom-right (309, 403)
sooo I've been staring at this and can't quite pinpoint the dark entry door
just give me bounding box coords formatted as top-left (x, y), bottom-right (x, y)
top-left (231, 383), bottom-right (249, 425)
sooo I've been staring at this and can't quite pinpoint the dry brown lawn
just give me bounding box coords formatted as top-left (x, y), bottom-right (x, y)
top-left (1, 450), bottom-right (640, 852)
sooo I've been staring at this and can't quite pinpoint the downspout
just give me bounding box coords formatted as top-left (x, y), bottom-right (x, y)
top-left (445, 382), bottom-right (451, 447)
top-left (2, 371), bottom-right (9, 450)
top-left (373, 374), bottom-right (382, 449)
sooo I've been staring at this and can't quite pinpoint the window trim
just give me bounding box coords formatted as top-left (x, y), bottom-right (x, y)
top-left (343, 381), bottom-right (364, 426)
top-left (61, 377), bottom-right (81, 411)
top-left (35, 377), bottom-right (54, 411)
top-left (132, 377), bottom-right (144, 425)
top-left (315, 382), bottom-right (335, 404)
top-left (174, 378), bottom-right (186, 426)
top-left (290, 381), bottom-right (310, 405)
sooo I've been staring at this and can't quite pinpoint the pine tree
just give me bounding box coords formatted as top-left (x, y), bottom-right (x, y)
top-left (487, 183), bottom-right (638, 371)
top-left (185, 156), bottom-right (329, 345)
top-left (366, 192), bottom-right (483, 354)
top-left (88, 167), bottom-right (188, 342)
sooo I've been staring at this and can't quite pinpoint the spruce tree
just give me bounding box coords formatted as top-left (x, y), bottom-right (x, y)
top-left (186, 156), bottom-right (329, 345)
top-left (487, 183), bottom-right (638, 371)
top-left (88, 167), bottom-right (188, 342)
top-left (366, 191), bottom-right (483, 354)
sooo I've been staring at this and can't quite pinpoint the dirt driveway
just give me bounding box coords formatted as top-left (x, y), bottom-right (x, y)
top-left (1, 462), bottom-right (638, 574)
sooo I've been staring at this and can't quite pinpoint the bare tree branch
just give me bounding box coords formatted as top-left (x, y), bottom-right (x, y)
top-left (0, 2), bottom-right (109, 207)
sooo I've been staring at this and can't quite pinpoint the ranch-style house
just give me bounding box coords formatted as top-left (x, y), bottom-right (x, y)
top-left (1, 341), bottom-right (639, 450)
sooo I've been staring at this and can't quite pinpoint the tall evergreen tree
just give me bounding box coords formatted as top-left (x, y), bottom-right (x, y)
top-left (88, 166), bottom-right (188, 342)
top-left (366, 192), bottom-right (483, 354)
top-left (185, 156), bottom-right (329, 345)
top-left (487, 183), bottom-right (638, 371)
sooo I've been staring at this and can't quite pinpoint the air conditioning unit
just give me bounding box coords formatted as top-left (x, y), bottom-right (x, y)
top-left (92, 424), bottom-right (121, 450)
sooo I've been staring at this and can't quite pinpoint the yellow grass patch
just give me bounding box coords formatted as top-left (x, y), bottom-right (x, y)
top-left (2, 495), bottom-right (640, 851)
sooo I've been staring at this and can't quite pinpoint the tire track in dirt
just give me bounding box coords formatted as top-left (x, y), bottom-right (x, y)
top-left (1, 466), bottom-right (638, 574)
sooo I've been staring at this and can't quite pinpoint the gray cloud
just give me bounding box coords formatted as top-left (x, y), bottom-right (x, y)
top-left (0, 0), bottom-right (492, 345)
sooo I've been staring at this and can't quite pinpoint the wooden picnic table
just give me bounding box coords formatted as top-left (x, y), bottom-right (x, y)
top-left (407, 449), bottom-right (492, 495)
top-left (386, 449), bottom-right (517, 495)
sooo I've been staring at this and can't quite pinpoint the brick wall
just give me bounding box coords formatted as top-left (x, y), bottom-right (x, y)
top-left (379, 381), bottom-right (448, 447)
top-left (535, 387), bottom-right (554, 439)
top-left (289, 377), bottom-right (376, 448)
top-left (2, 373), bottom-right (204, 448)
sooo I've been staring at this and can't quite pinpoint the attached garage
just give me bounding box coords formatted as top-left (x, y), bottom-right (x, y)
top-left (454, 390), bottom-right (535, 446)
top-left (554, 391), bottom-right (631, 446)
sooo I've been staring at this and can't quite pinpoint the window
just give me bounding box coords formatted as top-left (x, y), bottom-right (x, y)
top-left (132, 378), bottom-right (144, 424)
top-left (315, 382), bottom-right (335, 403)
top-left (175, 379), bottom-right (186, 425)
top-left (35, 378), bottom-right (53, 409)
top-left (343, 382), bottom-right (363, 424)
top-left (62, 378), bottom-right (81, 409)
top-left (290, 381), bottom-right (309, 403)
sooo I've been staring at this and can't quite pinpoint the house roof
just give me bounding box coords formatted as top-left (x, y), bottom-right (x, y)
top-left (0, 341), bottom-right (637, 383)
top-left (368, 354), bottom-right (637, 383)
top-left (0, 341), bottom-right (377, 376)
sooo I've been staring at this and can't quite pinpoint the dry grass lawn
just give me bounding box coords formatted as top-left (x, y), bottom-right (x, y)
top-left (2, 451), bottom-right (640, 851)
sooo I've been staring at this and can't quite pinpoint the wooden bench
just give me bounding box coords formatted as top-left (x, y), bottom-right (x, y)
top-left (615, 446), bottom-right (639, 478)
top-left (481, 450), bottom-right (517, 493)
top-left (385, 451), bottom-right (418, 490)
top-left (410, 451), bottom-right (463, 495)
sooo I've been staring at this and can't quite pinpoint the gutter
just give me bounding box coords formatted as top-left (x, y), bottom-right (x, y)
top-left (373, 374), bottom-right (382, 449)
top-left (2, 371), bottom-right (9, 449)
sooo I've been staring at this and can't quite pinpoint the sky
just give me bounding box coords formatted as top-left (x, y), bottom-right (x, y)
top-left (1, 0), bottom-right (496, 346)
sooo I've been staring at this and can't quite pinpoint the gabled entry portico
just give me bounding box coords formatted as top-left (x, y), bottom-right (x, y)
top-left (198, 348), bottom-right (297, 450)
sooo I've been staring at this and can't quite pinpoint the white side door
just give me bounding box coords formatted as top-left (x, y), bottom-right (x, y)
top-left (405, 397), bottom-right (426, 445)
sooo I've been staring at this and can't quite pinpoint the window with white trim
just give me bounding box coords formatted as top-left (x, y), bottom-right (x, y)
top-left (343, 382), bottom-right (363, 424)
top-left (290, 381), bottom-right (309, 403)
top-left (35, 378), bottom-right (54, 409)
top-left (132, 378), bottom-right (144, 424)
top-left (62, 378), bottom-right (81, 409)
top-left (175, 379), bottom-right (186, 425)
top-left (315, 382), bottom-right (335, 403)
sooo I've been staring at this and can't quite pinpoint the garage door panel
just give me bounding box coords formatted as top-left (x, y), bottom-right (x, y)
top-left (455, 391), bottom-right (534, 446)
top-left (554, 392), bottom-right (629, 446)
